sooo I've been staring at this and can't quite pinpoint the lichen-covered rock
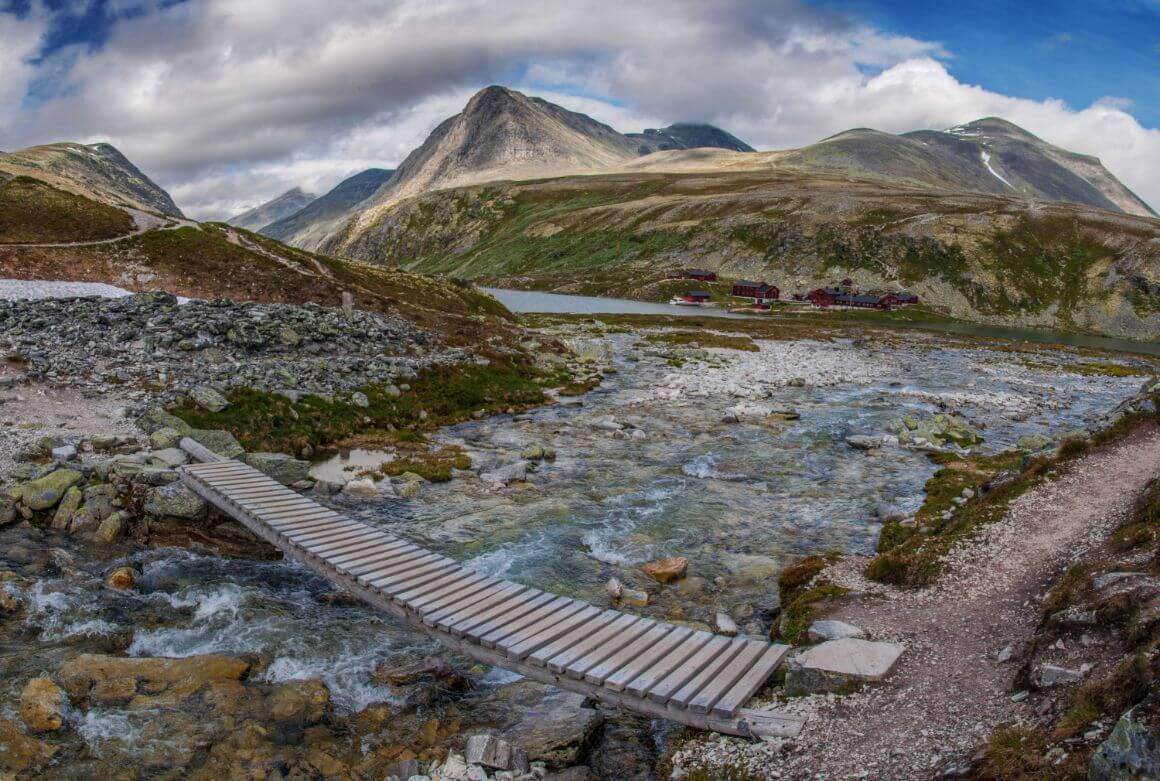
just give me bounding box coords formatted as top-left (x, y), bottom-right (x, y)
top-left (10, 468), bottom-right (84, 511)
top-left (267, 679), bottom-right (330, 730)
top-left (95, 510), bottom-right (130, 543)
top-left (244, 452), bottom-right (311, 485)
top-left (138, 408), bottom-right (194, 436)
top-left (51, 486), bottom-right (83, 530)
top-left (189, 385), bottom-right (229, 412)
top-left (0, 496), bottom-right (18, 526)
top-left (188, 429), bottom-right (244, 459)
top-left (149, 426), bottom-right (185, 449)
top-left (1090, 695), bottom-right (1160, 780)
top-left (104, 566), bottom-right (137, 590)
top-left (143, 483), bottom-right (207, 520)
top-left (19, 678), bottom-right (65, 732)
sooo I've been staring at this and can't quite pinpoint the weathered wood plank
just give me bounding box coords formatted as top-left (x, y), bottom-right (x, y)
top-left (644, 635), bottom-right (732, 704)
top-left (605, 627), bottom-right (696, 692)
top-left (429, 583), bottom-right (531, 630)
top-left (500, 603), bottom-right (602, 659)
top-left (473, 595), bottom-right (572, 646)
top-left (553, 614), bottom-right (650, 676)
top-left (365, 560), bottom-right (460, 593)
top-left (672, 638), bottom-right (754, 710)
top-left (621, 630), bottom-right (712, 697)
top-left (348, 550), bottom-right (444, 580)
top-left (526, 610), bottom-right (621, 667)
top-left (406, 574), bottom-right (500, 614)
top-left (391, 569), bottom-right (479, 606)
top-left (330, 541), bottom-right (420, 571)
top-left (582, 622), bottom-right (672, 685)
top-left (711, 645), bottom-right (791, 718)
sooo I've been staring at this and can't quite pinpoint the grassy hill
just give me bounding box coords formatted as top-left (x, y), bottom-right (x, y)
top-left (0, 175), bottom-right (135, 243)
top-left (334, 169), bottom-right (1160, 339)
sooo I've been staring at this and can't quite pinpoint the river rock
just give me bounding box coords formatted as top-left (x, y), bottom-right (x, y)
top-left (521, 444), bottom-right (557, 461)
top-left (150, 426), bottom-right (185, 449)
top-left (641, 556), bottom-right (688, 584)
top-left (393, 473), bottom-right (425, 499)
top-left (715, 612), bottom-right (738, 637)
top-left (69, 484), bottom-right (118, 532)
top-left (144, 483), bottom-right (207, 519)
top-left (0, 497), bottom-right (15, 526)
top-left (482, 461), bottom-right (529, 486)
top-left (806, 620), bottom-right (866, 643)
top-left (51, 485), bottom-right (83, 530)
top-left (846, 435), bottom-right (886, 451)
top-left (19, 678), bottom-right (65, 732)
top-left (95, 510), bottom-right (130, 543)
top-left (1016, 433), bottom-right (1053, 452)
top-left (0, 716), bottom-right (56, 773)
top-left (267, 679), bottom-right (330, 732)
top-left (784, 638), bottom-right (904, 695)
top-left (51, 444), bottom-right (77, 462)
top-left (464, 735), bottom-right (529, 773)
top-left (59, 653), bottom-right (250, 707)
top-left (10, 468), bottom-right (84, 511)
top-left (1090, 692), bottom-right (1160, 780)
top-left (476, 680), bottom-right (603, 769)
top-left (151, 447), bottom-right (190, 467)
top-left (104, 566), bottom-right (137, 590)
top-left (189, 385), bottom-right (229, 412)
top-left (244, 452), bottom-right (311, 485)
top-left (342, 478), bottom-right (383, 499)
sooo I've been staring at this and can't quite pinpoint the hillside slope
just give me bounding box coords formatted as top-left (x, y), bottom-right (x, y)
top-left (627, 123), bottom-right (755, 153)
top-left (335, 169), bottom-right (1160, 339)
top-left (262, 168), bottom-right (394, 251)
top-left (227, 187), bottom-right (316, 231)
top-left (0, 142), bottom-right (183, 218)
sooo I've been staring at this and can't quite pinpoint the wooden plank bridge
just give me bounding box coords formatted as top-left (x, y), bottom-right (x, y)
top-left (178, 439), bottom-right (801, 738)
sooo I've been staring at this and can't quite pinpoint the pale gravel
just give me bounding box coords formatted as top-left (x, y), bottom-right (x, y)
top-left (675, 425), bottom-right (1160, 780)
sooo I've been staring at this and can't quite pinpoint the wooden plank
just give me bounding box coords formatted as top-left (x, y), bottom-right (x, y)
top-left (398, 572), bottom-right (496, 612)
top-left (299, 529), bottom-right (385, 554)
top-left (375, 564), bottom-right (464, 600)
top-left (262, 510), bottom-right (344, 528)
top-left (643, 635), bottom-right (732, 704)
top-left (406, 573), bottom-right (500, 613)
top-left (528, 610), bottom-right (623, 668)
top-left (583, 623), bottom-right (673, 685)
top-left (551, 614), bottom-right (649, 675)
top-left (292, 525), bottom-right (375, 547)
top-left (391, 568), bottom-right (477, 606)
top-left (364, 559), bottom-right (460, 592)
top-left (344, 549), bottom-right (439, 579)
top-left (308, 534), bottom-right (394, 559)
top-left (672, 638), bottom-right (754, 710)
top-left (449, 587), bottom-right (548, 637)
top-left (468, 594), bottom-right (569, 645)
top-left (329, 541), bottom-right (419, 570)
top-left (274, 517), bottom-right (358, 536)
top-left (711, 645), bottom-right (790, 718)
top-left (238, 496), bottom-right (318, 512)
top-left (688, 641), bottom-right (769, 715)
top-left (619, 630), bottom-right (710, 696)
top-left (605, 627), bottom-right (696, 692)
top-left (497, 603), bottom-right (599, 659)
top-left (428, 582), bottom-right (530, 630)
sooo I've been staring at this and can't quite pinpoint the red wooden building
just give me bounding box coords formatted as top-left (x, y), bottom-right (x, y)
top-left (679, 291), bottom-right (711, 303)
top-left (732, 280), bottom-right (780, 299)
top-left (680, 269), bottom-right (718, 282)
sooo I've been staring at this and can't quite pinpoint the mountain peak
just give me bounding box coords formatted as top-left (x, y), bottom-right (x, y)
top-left (227, 187), bottom-right (317, 232)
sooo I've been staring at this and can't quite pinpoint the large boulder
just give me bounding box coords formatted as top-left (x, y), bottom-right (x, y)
top-left (9, 468), bottom-right (84, 511)
top-left (1090, 693), bottom-right (1160, 780)
top-left (137, 408), bottom-right (194, 436)
top-left (58, 653), bottom-right (250, 707)
top-left (51, 486), bottom-right (83, 530)
top-left (95, 510), bottom-right (130, 543)
top-left (189, 385), bottom-right (229, 413)
top-left (267, 679), bottom-right (330, 734)
top-left (244, 452), bottom-right (311, 486)
top-left (144, 483), bottom-right (207, 520)
top-left (19, 678), bottom-right (65, 732)
top-left (473, 680), bottom-right (603, 769)
top-left (188, 429), bottom-right (245, 459)
top-left (68, 484), bottom-right (118, 532)
top-left (481, 461), bottom-right (529, 486)
top-left (784, 638), bottom-right (904, 695)
top-left (0, 717), bottom-right (56, 774)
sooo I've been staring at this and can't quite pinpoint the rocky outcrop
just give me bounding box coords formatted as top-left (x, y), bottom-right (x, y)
top-left (59, 653), bottom-right (251, 707)
top-left (19, 678), bottom-right (66, 732)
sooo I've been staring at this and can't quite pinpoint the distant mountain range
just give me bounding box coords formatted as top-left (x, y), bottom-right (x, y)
top-left (259, 169), bottom-right (395, 251)
top-left (226, 187), bottom-right (316, 231)
top-left (0, 142), bottom-right (183, 218)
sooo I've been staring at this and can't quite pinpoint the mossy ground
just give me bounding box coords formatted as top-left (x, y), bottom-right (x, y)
top-left (775, 553), bottom-right (847, 644)
top-left (171, 364), bottom-right (546, 456)
top-left (643, 330), bottom-right (759, 352)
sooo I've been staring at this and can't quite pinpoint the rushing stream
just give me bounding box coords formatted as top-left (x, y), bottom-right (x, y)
top-left (3, 324), bottom-right (1152, 766)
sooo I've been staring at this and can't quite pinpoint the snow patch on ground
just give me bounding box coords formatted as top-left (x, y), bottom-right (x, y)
top-left (0, 279), bottom-right (132, 300)
top-left (980, 150), bottom-right (1015, 190)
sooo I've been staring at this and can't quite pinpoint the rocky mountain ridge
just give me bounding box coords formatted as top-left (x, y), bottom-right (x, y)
top-left (261, 168), bottom-right (394, 252)
top-left (227, 187), bottom-right (317, 232)
top-left (0, 142), bottom-right (183, 218)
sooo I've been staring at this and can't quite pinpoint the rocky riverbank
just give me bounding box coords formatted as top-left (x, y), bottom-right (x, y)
top-left (0, 305), bottom-right (1156, 779)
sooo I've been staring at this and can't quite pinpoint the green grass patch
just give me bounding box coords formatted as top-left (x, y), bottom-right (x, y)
top-left (0, 175), bottom-right (134, 243)
top-left (171, 364), bottom-right (545, 455)
top-left (1055, 655), bottom-right (1154, 739)
top-left (644, 330), bottom-right (759, 351)
top-left (357, 446), bottom-right (472, 483)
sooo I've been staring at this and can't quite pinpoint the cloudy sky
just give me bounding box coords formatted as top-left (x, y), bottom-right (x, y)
top-left (2, 0), bottom-right (1158, 219)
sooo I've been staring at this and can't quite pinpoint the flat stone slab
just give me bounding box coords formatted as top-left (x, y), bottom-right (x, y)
top-left (793, 638), bottom-right (903, 683)
top-left (806, 620), bottom-right (866, 643)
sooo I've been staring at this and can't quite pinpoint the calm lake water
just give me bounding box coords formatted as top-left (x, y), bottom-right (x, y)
top-left (485, 288), bottom-right (1160, 357)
